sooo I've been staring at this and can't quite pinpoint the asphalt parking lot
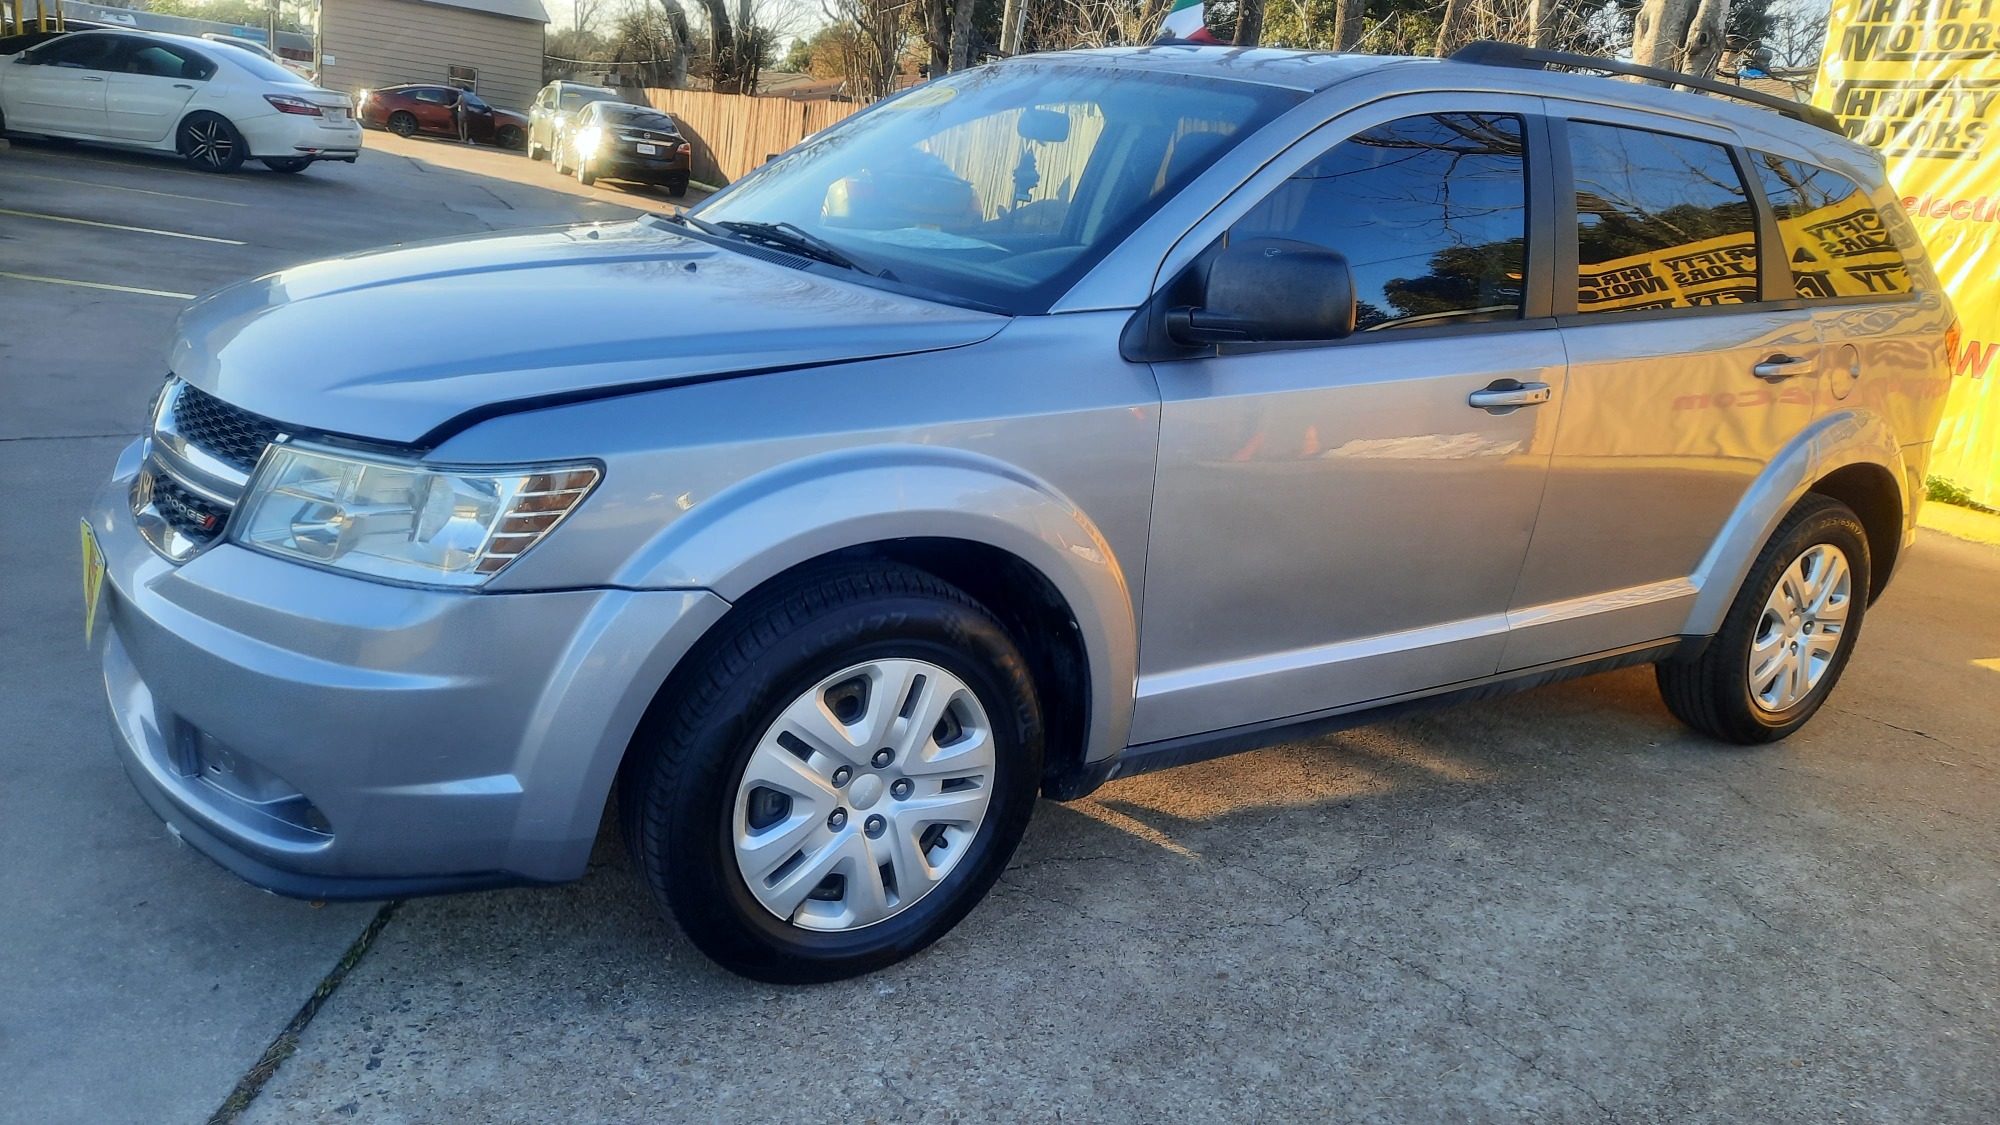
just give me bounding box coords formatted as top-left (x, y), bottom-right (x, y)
top-left (4, 129), bottom-right (1998, 1125)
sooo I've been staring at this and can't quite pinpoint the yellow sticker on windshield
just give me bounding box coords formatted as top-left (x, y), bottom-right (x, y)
top-left (883, 85), bottom-right (957, 111)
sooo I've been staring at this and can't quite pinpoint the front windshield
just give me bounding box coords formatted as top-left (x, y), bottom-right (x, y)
top-left (694, 64), bottom-right (1300, 313)
top-left (560, 88), bottom-right (617, 112)
top-left (601, 104), bottom-right (675, 130)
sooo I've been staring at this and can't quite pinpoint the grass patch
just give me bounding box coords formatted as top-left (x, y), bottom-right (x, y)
top-left (1925, 475), bottom-right (1990, 511)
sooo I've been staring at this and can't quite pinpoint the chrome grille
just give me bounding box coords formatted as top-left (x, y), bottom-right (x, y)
top-left (133, 379), bottom-right (288, 562)
top-left (172, 384), bottom-right (282, 474)
top-left (149, 474), bottom-right (229, 543)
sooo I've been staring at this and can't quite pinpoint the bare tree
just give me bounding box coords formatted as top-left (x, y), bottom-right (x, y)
top-left (920, 0), bottom-right (951, 76)
top-left (1633, 0), bottom-right (1732, 76)
top-left (949, 0), bottom-right (977, 69)
top-left (821, 0), bottom-right (904, 98)
top-left (1435, 0), bottom-right (1475, 56)
top-left (1331, 0), bottom-right (1364, 51)
top-left (1233, 0), bottom-right (1264, 46)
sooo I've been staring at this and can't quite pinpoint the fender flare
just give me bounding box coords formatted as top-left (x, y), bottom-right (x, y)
top-left (1681, 409), bottom-right (1909, 637)
top-left (620, 445), bottom-right (1141, 765)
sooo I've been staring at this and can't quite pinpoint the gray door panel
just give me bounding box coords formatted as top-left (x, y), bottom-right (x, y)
top-left (1136, 329), bottom-right (1565, 743)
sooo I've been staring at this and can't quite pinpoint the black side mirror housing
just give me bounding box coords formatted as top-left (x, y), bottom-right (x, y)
top-left (1168, 239), bottom-right (1357, 346)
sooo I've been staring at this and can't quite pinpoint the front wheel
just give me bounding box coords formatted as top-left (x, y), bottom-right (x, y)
top-left (619, 561), bottom-right (1044, 983)
top-left (1657, 494), bottom-right (1871, 743)
top-left (496, 125), bottom-right (523, 150)
top-left (178, 114), bottom-right (246, 172)
top-left (387, 111), bottom-right (418, 138)
top-left (576, 155), bottom-right (596, 186)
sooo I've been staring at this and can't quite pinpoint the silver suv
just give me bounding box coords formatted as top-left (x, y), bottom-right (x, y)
top-left (86, 44), bottom-right (1955, 982)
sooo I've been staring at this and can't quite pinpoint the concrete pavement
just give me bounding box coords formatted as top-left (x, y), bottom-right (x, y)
top-left (3, 126), bottom-right (1997, 1125)
top-left (0, 129), bottom-right (645, 1125)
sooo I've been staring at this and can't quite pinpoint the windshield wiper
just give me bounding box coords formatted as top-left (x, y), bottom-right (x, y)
top-left (717, 220), bottom-right (890, 278)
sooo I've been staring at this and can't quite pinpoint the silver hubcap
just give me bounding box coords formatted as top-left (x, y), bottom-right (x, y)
top-left (185, 121), bottom-right (231, 166)
top-left (732, 658), bottom-right (996, 932)
top-left (1749, 543), bottom-right (1852, 712)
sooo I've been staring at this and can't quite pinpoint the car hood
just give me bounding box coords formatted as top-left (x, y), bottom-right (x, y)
top-left (167, 218), bottom-right (1007, 445)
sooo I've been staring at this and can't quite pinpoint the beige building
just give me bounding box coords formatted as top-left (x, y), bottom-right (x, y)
top-left (319, 0), bottom-right (549, 114)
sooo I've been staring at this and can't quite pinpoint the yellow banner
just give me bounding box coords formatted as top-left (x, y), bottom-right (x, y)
top-left (1817, 0), bottom-right (2000, 506)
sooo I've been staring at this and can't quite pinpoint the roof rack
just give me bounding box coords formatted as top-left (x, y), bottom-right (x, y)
top-left (1449, 41), bottom-right (1845, 136)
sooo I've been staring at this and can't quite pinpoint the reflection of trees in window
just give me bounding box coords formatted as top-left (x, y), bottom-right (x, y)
top-left (1570, 124), bottom-right (1755, 267)
top-left (1383, 238), bottom-right (1526, 324)
top-left (1235, 112), bottom-right (1528, 330)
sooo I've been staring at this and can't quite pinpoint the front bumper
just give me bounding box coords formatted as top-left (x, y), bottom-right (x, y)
top-left (89, 442), bottom-right (728, 898)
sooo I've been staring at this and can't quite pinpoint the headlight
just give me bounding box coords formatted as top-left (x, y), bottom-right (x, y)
top-left (574, 127), bottom-right (602, 154)
top-left (234, 445), bottom-right (599, 587)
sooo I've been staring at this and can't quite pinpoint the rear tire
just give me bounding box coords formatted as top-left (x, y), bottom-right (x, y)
top-left (388, 111), bottom-right (418, 138)
top-left (618, 561), bottom-right (1044, 983)
top-left (664, 174), bottom-right (689, 198)
top-left (261, 157), bottom-right (309, 173)
top-left (177, 113), bottom-right (245, 172)
top-left (1657, 494), bottom-right (1871, 743)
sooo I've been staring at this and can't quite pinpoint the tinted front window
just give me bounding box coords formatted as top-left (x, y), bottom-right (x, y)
top-left (36, 34), bottom-right (123, 69)
top-left (696, 65), bottom-right (1300, 314)
top-left (1571, 122), bottom-right (1759, 313)
top-left (1750, 154), bottom-right (1913, 298)
top-left (1233, 113), bottom-right (1528, 331)
top-left (413, 88), bottom-right (451, 104)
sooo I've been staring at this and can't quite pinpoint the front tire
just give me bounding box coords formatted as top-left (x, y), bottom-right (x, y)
top-left (497, 125), bottom-right (523, 150)
top-left (177, 113), bottom-right (245, 172)
top-left (619, 561), bottom-right (1044, 983)
top-left (1657, 494), bottom-right (1871, 743)
top-left (576, 157), bottom-right (596, 186)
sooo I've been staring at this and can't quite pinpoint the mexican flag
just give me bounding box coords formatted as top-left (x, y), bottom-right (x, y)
top-left (1159, 0), bottom-right (1221, 42)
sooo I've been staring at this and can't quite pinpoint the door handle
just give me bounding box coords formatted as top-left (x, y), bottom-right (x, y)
top-left (1752, 354), bottom-right (1815, 382)
top-left (1468, 380), bottom-right (1553, 411)
top-left (81, 75), bottom-right (105, 81)
top-left (173, 83), bottom-right (193, 89)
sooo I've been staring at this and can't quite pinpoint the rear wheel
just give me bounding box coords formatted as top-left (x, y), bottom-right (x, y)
top-left (619, 561), bottom-right (1043, 983)
top-left (387, 111), bottom-right (418, 138)
top-left (177, 113), bottom-right (245, 172)
top-left (1657, 494), bottom-right (1871, 743)
top-left (663, 174), bottom-right (689, 198)
top-left (261, 157), bottom-right (309, 173)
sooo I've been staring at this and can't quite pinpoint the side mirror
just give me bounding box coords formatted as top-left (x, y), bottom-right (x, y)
top-left (1168, 239), bottom-right (1357, 345)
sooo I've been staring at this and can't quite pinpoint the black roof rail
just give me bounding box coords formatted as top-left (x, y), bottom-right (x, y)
top-left (1449, 40), bottom-right (1845, 136)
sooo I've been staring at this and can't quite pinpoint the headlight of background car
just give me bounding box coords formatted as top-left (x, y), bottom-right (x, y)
top-left (234, 445), bottom-right (599, 587)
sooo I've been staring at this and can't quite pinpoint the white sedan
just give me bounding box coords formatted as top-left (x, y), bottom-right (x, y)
top-left (0, 28), bottom-right (360, 173)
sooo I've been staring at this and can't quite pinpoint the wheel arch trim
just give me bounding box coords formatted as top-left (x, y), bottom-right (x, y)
top-left (619, 445), bottom-right (1140, 767)
top-left (1681, 409), bottom-right (1909, 636)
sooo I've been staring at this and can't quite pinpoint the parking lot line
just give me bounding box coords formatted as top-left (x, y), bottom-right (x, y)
top-left (0, 270), bottom-right (195, 300)
top-left (0, 208), bottom-right (246, 245)
top-left (0, 170), bottom-right (247, 207)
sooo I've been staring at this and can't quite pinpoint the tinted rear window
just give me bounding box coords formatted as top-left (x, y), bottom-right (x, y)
top-left (1570, 122), bottom-right (1759, 313)
top-left (1749, 153), bottom-right (1914, 299)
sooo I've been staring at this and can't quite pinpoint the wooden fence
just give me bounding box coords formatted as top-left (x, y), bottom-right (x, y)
top-left (640, 89), bottom-right (864, 186)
